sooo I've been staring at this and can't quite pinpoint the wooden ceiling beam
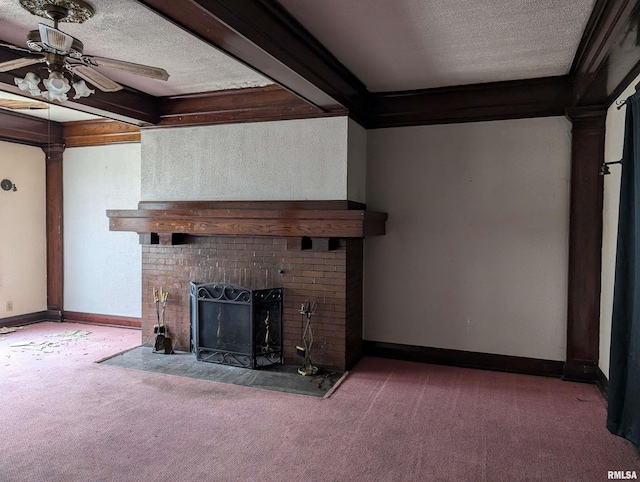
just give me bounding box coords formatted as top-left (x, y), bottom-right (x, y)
top-left (370, 76), bottom-right (573, 128)
top-left (63, 120), bottom-right (141, 147)
top-left (158, 85), bottom-right (342, 127)
top-left (133, 0), bottom-right (370, 125)
top-left (0, 109), bottom-right (63, 146)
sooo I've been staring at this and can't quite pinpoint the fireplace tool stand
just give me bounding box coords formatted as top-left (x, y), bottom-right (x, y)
top-left (296, 300), bottom-right (318, 376)
top-left (153, 287), bottom-right (173, 354)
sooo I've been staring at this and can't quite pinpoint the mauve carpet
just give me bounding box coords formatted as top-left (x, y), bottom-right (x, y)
top-left (0, 322), bottom-right (638, 482)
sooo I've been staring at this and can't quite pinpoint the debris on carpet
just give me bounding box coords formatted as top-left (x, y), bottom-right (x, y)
top-left (7, 330), bottom-right (92, 354)
top-left (0, 326), bottom-right (23, 335)
top-left (54, 330), bottom-right (91, 340)
top-left (9, 341), bottom-right (61, 352)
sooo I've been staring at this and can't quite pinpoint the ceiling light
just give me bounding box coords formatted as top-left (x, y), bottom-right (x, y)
top-left (14, 69), bottom-right (95, 103)
top-left (42, 70), bottom-right (71, 102)
top-left (72, 79), bottom-right (94, 99)
top-left (14, 71), bottom-right (42, 96)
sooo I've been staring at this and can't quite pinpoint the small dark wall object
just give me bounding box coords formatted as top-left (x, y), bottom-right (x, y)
top-left (1, 179), bottom-right (17, 191)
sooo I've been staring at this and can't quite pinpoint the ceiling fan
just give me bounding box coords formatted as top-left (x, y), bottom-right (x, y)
top-left (0, 0), bottom-right (169, 102)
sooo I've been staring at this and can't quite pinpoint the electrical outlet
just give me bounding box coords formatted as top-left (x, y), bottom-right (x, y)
top-left (6, 301), bottom-right (13, 312)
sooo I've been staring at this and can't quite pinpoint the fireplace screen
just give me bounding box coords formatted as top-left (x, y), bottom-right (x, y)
top-left (190, 282), bottom-right (283, 369)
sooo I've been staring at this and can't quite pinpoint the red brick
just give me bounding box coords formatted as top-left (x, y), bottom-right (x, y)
top-left (140, 234), bottom-right (361, 370)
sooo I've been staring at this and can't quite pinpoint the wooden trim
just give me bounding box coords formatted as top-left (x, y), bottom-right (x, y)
top-left (0, 311), bottom-right (49, 328)
top-left (564, 106), bottom-right (607, 383)
top-left (571, 0), bottom-right (616, 78)
top-left (108, 207), bottom-right (387, 238)
top-left (370, 76), bottom-right (572, 128)
top-left (63, 311), bottom-right (142, 329)
top-left (63, 120), bottom-right (141, 147)
top-left (138, 200), bottom-right (367, 211)
top-left (563, 360), bottom-right (599, 383)
top-left (571, 0), bottom-right (639, 105)
top-left (0, 110), bottom-right (64, 146)
top-left (363, 341), bottom-right (565, 378)
top-left (45, 309), bottom-right (63, 321)
top-left (133, 0), bottom-right (369, 124)
top-left (45, 144), bottom-right (64, 317)
top-left (158, 85), bottom-right (335, 127)
top-left (597, 366), bottom-right (609, 399)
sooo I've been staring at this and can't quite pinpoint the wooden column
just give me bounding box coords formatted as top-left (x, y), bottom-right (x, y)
top-left (44, 143), bottom-right (65, 321)
top-left (564, 107), bottom-right (607, 382)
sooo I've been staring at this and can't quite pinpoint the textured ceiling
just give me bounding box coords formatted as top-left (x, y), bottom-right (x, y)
top-left (0, 0), bottom-right (599, 123)
top-left (278, 0), bottom-right (596, 92)
top-left (0, 0), bottom-right (273, 97)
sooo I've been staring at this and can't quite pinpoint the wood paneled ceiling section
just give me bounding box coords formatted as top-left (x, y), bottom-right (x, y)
top-left (0, 0), bottom-right (640, 138)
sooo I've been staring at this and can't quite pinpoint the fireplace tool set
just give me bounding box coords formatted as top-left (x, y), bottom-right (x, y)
top-left (296, 299), bottom-right (318, 375)
top-left (153, 287), bottom-right (173, 354)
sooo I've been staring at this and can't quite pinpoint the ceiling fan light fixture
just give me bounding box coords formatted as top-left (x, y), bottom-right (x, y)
top-left (44, 70), bottom-right (69, 91)
top-left (14, 71), bottom-right (42, 96)
top-left (42, 70), bottom-right (71, 101)
top-left (2, 0), bottom-right (169, 104)
top-left (41, 90), bottom-right (68, 102)
top-left (72, 79), bottom-right (94, 99)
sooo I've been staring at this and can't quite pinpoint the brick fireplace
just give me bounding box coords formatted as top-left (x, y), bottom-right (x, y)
top-left (108, 200), bottom-right (386, 371)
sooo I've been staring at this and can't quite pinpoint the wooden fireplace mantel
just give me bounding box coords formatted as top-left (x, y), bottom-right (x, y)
top-left (107, 200), bottom-right (387, 246)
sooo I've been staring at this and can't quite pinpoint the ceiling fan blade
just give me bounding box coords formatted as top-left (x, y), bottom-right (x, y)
top-left (0, 42), bottom-right (33, 54)
top-left (0, 56), bottom-right (42, 73)
top-left (83, 55), bottom-right (169, 81)
top-left (70, 65), bottom-right (123, 92)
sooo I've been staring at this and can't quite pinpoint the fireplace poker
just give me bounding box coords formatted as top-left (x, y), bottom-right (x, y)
top-left (261, 310), bottom-right (272, 353)
top-left (297, 300), bottom-right (318, 376)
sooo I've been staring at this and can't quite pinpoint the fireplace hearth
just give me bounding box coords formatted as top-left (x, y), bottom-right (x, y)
top-left (190, 282), bottom-right (283, 369)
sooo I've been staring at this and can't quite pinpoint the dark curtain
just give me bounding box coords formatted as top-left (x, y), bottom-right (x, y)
top-left (607, 91), bottom-right (640, 452)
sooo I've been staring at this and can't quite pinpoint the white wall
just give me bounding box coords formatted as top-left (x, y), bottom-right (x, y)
top-left (364, 117), bottom-right (571, 361)
top-left (0, 141), bottom-right (46, 318)
top-left (64, 144), bottom-right (141, 317)
top-left (141, 117), bottom-right (350, 201)
top-left (599, 79), bottom-right (639, 378)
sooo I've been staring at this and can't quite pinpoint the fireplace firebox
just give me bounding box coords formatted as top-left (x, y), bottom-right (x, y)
top-left (190, 282), bottom-right (283, 369)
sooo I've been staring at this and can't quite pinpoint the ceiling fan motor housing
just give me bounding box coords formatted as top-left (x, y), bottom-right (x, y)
top-left (27, 28), bottom-right (84, 57)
